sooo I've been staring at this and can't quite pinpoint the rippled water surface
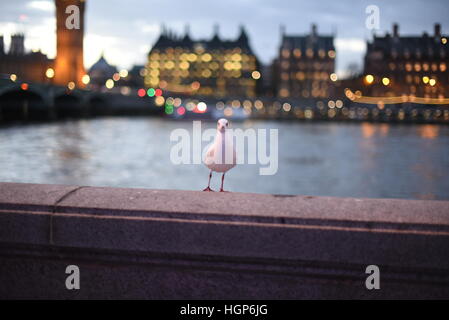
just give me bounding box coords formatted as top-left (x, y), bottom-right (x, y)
top-left (1, 117), bottom-right (448, 200)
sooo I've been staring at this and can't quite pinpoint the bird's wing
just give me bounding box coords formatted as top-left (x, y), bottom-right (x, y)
top-left (203, 144), bottom-right (215, 165)
top-left (206, 146), bottom-right (214, 158)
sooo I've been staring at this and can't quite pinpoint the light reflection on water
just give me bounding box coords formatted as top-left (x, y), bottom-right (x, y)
top-left (0, 117), bottom-right (448, 200)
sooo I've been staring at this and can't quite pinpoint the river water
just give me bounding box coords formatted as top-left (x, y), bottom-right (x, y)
top-left (0, 117), bottom-right (448, 200)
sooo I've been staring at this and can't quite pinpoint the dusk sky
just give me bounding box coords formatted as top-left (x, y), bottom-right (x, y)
top-left (0, 0), bottom-right (448, 77)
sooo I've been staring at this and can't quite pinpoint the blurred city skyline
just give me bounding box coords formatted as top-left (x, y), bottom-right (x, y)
top-left (0, 0), bottom-right (448, 77)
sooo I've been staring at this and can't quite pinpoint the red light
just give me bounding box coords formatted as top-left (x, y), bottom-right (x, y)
top-left (137, 88), bottom-right (146, 97)
top-left (21, 83), bottom-right (28, 91)
top-left (155, 89), bottom-right (162, 96)
top-left (177, 106), bottom-right (186, 115)
top-left (191, 81), bottom-right (200, 90)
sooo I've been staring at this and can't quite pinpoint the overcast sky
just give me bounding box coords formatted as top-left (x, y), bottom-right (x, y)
top-left (0, 0), bottom-right (448, 77)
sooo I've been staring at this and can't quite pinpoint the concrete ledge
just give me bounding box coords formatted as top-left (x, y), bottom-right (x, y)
top-left (0, 182), bottom-right (449, 299)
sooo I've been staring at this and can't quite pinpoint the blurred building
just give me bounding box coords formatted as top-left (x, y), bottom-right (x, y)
top-left (145, 25), bottom-right (261, 97)
top-left (9, 34), bottom-right (25, 55)
top-left (274, 24), bottom-right (336, 99)
top-left (0, 34), bottom-right (54, 83)
top-left (54, 0), bottom-right (87, 88)
top-left (0, 35), bottom-right (4, 55)
top-left (363, 23), bottom-right (448, 98)
top-left (88, 53), bottom-right (118, 88)
top-left (260, 64), bottom-right (275, 97)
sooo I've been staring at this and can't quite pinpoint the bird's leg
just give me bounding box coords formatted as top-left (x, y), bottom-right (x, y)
top-left (203, 170), bottom-right (214, 191)
top-left (219, 173), bottom-right (228, 192)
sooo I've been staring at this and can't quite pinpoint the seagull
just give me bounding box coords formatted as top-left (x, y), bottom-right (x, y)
top-left (203, 118), bottom-right (236, 192)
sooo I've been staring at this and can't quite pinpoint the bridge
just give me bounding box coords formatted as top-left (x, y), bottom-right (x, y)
top-left (1, 78), bottom-right (449, 124)
top-left (0, 79), bottom-right (162, 123)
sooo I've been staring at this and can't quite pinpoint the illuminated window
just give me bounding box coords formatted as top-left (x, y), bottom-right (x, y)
top-left (179, 61), bottom-right (190, 70)
top-left (279, 88), bottom-right (289, 97)
top-left (202, 69), bottom-right (212, 78)
top-left (414, 63), bottom-right (421, 72)
top-left (406, 75), bottom-right (412, 83)
top-left (282, 49), bottom-right (290, 58)
top-left (296, 72), bottom-right (305, 80)
top-left (202, 53), bottom-right (212, 62)
top-left (187, 53), bottom-right (197, 62)
top-left (306, 49), bottom-right (313, 58)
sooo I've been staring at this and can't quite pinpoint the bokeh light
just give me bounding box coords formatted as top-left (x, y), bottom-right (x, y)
top-left (330, 73), bottom-right (338, 82)
top-left (364, 74), bottom-right (374, 84)
top-left (137, 88), bottom-right (146, 97)
top-left (177, 106), bottom-right (186, 115)
top-left (82, 74), bottom-right (90, 85)
top-left (112, 73), bottom-right (120, 81)
top-left (191, 81), bottom-right (200, 90)
top-left (45, 68), bottom-right (54, 79)
top-left (147, 88), bottom-right (155, 97)
top-left (197, 102), bottom-right (207, 113)
top-left (105, 79), bottom-right (114, 89)
top-left (155, 96), bottom-right (165, 106)
top-left (119, 69), bottom-right (128, 78)
top-left (251, 71), bottom-right (261, 80)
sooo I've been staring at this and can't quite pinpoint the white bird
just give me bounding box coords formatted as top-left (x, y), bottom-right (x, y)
top-left (203, 118), bottom-right (236, 192)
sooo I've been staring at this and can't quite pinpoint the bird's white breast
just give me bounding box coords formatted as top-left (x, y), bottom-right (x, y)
top-left (204, 131), bottom-right (236, 173)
